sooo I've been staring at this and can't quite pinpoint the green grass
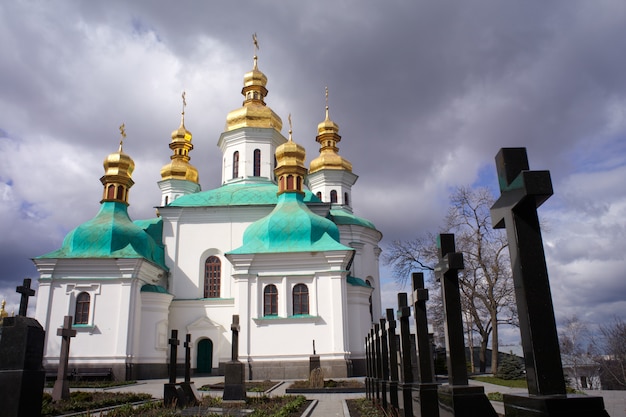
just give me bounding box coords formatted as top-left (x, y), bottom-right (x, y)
top-left (471, 376), bottom-right (528, 388)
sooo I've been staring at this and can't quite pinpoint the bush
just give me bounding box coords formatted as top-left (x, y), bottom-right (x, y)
top-left (496, 354), bottom-right (525, 380)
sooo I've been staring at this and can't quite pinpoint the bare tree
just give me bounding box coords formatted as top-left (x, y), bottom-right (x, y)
top-left (559, 315), bottom-right (600, 390)
top-left (384, 186), bottom-right (516, 373)
top-left (593, 317), bottom-right (626, 390)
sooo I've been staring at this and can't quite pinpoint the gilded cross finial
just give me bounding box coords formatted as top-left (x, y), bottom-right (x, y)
top-left (252, 33), bottom-right (259, 69)
top-left (288, 113), bottom-right (293, 141)
top-left (181, 91), bottom-right (187, 115)
top-left (119, 123), bottom-right (126, 150)
top-left (325, 86), bottom-right (330, 119)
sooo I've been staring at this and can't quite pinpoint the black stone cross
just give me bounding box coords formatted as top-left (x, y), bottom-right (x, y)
top-left (411, 272), bottom-right (435, 384)
top-left (52, 315), bottom-right (77, 401)
top-left (231, 315), bottom-right (240, 362)
top-left (490, 147), bottom-right (566, 396)
top-left (184, 334), bottom-right (191, 383)
top-left (434, 233), bottom-right (468, 386)
top-left (385, 309), bottom-right (400, 414)
top-left (397, 293), bottom-right (415, 416)
top-left (16, 278), bottom-right (35, 317)
top-left (168, 330), bottom-right (179, 384)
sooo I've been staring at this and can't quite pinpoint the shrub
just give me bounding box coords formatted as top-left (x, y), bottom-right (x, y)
top-left (496, 354), bottom-right (524, 380)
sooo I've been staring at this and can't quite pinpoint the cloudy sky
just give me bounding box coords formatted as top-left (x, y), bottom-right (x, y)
top-left (1, 1), bottom-right (625, 346)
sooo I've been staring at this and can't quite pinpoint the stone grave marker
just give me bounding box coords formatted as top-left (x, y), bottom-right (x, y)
top-left (491, 147), bottom-right (610, 416)
top-left (385, 308), bottom-right (400, 414)
top-left (435, 233), bottom-right (496, 417)
top-left (411, 272), bottom-right (441, 417)
top-left (223, 314), bottom-right (246, 401)
top-left (52, 315), bottom-right (77, 401)
top-left (164, 329), bottom-right (187, 407)
top-left (0, 278), bottom-right (45, 416)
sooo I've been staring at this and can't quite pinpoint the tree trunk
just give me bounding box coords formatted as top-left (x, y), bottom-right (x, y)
top-left (479, 337), bottom-right (488, 373)
top-left (491, 313), bottom-right (499, 373)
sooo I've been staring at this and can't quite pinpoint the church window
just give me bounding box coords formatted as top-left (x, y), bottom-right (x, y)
top-left (286, 175), bottom-right (294, 190)
top-left (316, 191), bottom-right (322, 200)
top-left (116, 186), bottom-right (124, 200)
top-left (233, 151), bottom-right (239, 178)
top-left (296, 177), bottom-right (302, 191)
top-left (292, 284), bottom-right (309, 315)
top-left (344, 192), bottom-right (349, 206)
top-left (164, 196), bottom-right (169, 205)
top-left (204, 256), bottom-right (221, 298)
top-left (75, 292), bottom-right (90, 324)
top-left (107, 184), bottom-right (115, 199)
top-left (264, 284), bottom-right (278, 316)
top-left (330, 190), bottom-right (338, 203)
top-left (254, 149), bottom-right (261, 176)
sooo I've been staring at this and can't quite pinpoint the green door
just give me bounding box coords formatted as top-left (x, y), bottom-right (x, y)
top-left (197, 339), bottom-right (213, 374)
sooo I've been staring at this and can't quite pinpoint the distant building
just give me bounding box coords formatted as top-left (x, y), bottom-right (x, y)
top-left (33, 49), bottom-right (382, 380)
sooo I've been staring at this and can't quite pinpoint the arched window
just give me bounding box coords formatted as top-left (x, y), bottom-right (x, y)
top-left (292, 284), bottom-right (309, 315)
top-left (75, 292), bottom-right (90, 324)
top-left (264, 284), bottom-right (278, 316)
top-left (107, 184), bottom-right (115, 199)
top-left (316, 191), bottom-right (322, 200)
top-left (232, 151), bottom-right (239, 179)
top-left (286, 175), bottom-right (294, 190)
top-left (330, 190), bottom-right (338, 203)
top-left (344, 192), bottom-right (349, 206)
top-left (254, 149), bottom-right (261, 176)
top-left (296, 177), bottom-right (302, 191)
top-left (204, 256), bottom-right (221, 298)
top-left (116, 186), bottom-right (124, 200)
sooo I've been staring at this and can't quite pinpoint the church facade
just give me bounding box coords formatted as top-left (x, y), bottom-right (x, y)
top-left (33, 50), bottom-right (382, 380)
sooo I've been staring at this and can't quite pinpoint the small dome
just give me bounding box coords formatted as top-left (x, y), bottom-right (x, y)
top-left (229, 192), bottom-right (351, 254)
top-left (103, 144), bottom-right (135, 178)
top-left (38, 202), bottom-right (167, 270)
top-left (225, 56), bottom-right (283, 132)
top-left (161, 110), bottom-right (199, 183)
top-left (309, 95), bottom-right (352, 174)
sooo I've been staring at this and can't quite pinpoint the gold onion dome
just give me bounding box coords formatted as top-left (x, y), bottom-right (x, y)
top-left (309, 88), bottom-right (352, 174)
top-left (100, 124), bottom-right (135, 204)
top-left (225, 52), bottom-right (283, 132)
top-left (275, 115), bottom-right (307, 195)
top-left (161, 92), bottom-right (199, 183)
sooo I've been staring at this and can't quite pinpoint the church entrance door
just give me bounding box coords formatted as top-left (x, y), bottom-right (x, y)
top-left (197, 338), bottom-right (213, 374)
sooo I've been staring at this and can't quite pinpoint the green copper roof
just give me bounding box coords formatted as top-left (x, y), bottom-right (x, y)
top-left (228, 192), bottom-right (352, 254)
top-left (38, 202), bottom-right (167, 270)
top-left (347, 275), bottom-right (372, 287)
top-left (329, 208), bottom-right (378, 230)
top-left (141, 284), bottom-right (170, 294)
top-left (168, 181), bottom-right (321, 207)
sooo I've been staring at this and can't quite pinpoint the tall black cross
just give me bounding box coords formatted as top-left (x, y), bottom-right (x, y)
top-left (168, 329), bottom-right (180, 384)
top-left (231, 315), bottom-right (240, 362)
top-left (490, 147), bottom-right (566, 396)
top-left (434, 233), bottom-right (468, 386)
top-left (411, 272), bottom-right (435, 384)
top-left (52, 315), bottom-right (77, 401)
top-left (16, 278), bottom-right (35, 317)
top-left (184, 334), bottom-right (192, 383)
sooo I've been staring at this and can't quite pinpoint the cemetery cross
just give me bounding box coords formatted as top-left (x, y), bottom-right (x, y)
top-left (168, 330), bottom-right (179, 384)
top-left (52, 315), bottom-right (77, 401)
top-left (15, 278), bottom-right (35, 317)
top-left (434, 233), bottom-right (468, 386)
top-left (490, 147), bottom-right (566, 395)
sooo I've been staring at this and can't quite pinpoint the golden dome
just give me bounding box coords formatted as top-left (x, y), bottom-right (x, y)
top-left (161, 96), bottom-right (199, 183)
top-left (225, 55), bottom-right (283, 132)
top-left (309, 91), bottom-right (352, 174)
top-left (103, 143), bottom-right (135, 178)
top-left (100, 124), bottom-right (135, 204)
top-left (275, 115), bottom-right (307, 194)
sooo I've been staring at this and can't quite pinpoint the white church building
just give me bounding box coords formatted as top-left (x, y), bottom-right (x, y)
top-left (33, 50), bottom-right (382, 380)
